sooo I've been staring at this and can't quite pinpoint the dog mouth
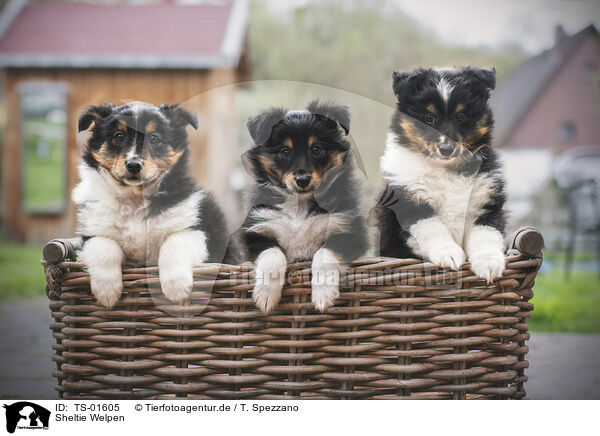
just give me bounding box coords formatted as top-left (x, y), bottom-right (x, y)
top-left (111, 172), bottom-right (160, 188)
top-left (122, 175), bottom-right (144, 186)
top-left (432, 152), bottom-right (458, 161)
top-left (282, 183), bottom-right (313, 194)
top-left (291, 185), bottom-right (315, 194)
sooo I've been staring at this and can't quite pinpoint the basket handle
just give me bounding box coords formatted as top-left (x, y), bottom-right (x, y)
top-left (509, 226), bottom-right (544, 257)
top-left (42, 237), bottom-right (83, 264)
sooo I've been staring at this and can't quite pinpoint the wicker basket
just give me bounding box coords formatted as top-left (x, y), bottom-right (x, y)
top-left (42, 227), bottom-right (543, 400)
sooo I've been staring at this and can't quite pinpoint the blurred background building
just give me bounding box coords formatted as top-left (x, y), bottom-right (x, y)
top-left (0, 0), bottom-right (250, 243)
top-left (493, 23), bottom-right (600, 258)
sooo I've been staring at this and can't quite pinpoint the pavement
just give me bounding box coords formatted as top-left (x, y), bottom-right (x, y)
top-left (0, 296), bottom-right (598, 400)
top-left (0, 297), bottom-right (55, 399)
top-left (526, 332), bottom-right (600, 399)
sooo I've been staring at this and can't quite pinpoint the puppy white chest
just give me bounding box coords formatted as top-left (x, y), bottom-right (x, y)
top-left (410, 170), bottom-right (493, 244)
top-left (248, 199), bottom-right (349, 263)
top-left (74, 169), bottom-right (202, 264)
top-left (381, 141), bottom-right (494, 246)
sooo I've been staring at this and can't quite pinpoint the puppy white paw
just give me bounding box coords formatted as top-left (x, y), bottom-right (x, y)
top-left (80, 237), bottom-right (124, 308)
top-left (469, 250), bottom-right (506, 283)
top-left (311, 248), bottom-right (342, 312)
top-left (90, 269), bottom-right (123, 308)
top-left (253, 281), bottom-right (284, 313)
top-left (253, 248), bottom-right (287, 313)
top-left (158, 230), bottom-right (209, 303)
top-left (160, 265), bottom-right (194, 302)
top-left (428, 242), bottom-right (465, 270)
top-left (311, 282), bottom-right (340, 312)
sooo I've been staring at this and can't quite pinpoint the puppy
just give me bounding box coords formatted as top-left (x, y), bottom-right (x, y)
top-left (74, 102), bottom-right (235, 307)
top-left (242, 100), bottom-right (369, 312)
top-left (372, 67), bottom-right (507, 282)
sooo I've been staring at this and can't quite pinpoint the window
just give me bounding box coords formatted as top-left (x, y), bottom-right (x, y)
top-left (558, 121), bottom-right (576, 142)
top-left (18, 82), bottom-right (68, 214)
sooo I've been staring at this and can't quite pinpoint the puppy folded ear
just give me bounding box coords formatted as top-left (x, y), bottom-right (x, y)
top-left (392, 68), bottom-right (427, 98)
top-left (468, 67), bottom-right (496, 90)
top-left (247, 107), bottom-right (287, 145)
top-left (78, 103), bottom-right (114, 132)
top-left (159, 104), bottom-right (198, 130)
top-left (306, 100), bottom-right (350, 135)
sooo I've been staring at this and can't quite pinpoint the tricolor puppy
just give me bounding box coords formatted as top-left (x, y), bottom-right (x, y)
top-left (373, 67), bottom-right (507, 282)
top-left (242, 101), bottom-right (369, 312)
top-left (74, 102), bottom-right (235, 307)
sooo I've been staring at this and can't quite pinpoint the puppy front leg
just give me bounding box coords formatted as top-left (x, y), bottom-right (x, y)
top-left (408, 216), bottom-right (465, 270)
top-left (466, 225), bottom-right (506, 283)
top-left (311, 247), bottom-right (344, 312)
top-left (253, 247), bottom-right (287, 313)
top-left (312, 220), bottom-right (368, 312)
top-left (159, 230), bottom-right (208, 302)
top-left (80, 236), bottom-right (124, 308)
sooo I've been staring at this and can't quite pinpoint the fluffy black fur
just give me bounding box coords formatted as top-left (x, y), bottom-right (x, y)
top-left (241, 100), bottom-right (369, 263)
top-left (373, 67), bottom-right (507, 258)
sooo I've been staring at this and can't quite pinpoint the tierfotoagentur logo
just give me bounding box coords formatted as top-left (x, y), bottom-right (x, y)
top-left (2, 402), bottom-right (50, 433)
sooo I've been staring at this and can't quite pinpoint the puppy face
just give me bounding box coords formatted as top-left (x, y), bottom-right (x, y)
top-left (78, 102), bottom-right (197, 188)
top-left (390, 67), bottom-right (496, 164)
top-left (245, 101), bottom-right (351, 194)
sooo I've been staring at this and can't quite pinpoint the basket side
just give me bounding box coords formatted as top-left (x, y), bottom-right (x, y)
top-left (43, 228), bottom-right (541, 399)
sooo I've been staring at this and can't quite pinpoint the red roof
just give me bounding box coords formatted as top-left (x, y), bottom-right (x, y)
top-left (0, 1), bottom-right (248, 69)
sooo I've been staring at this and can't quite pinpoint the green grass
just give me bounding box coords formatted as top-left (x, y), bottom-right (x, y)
top-left (0, 240), bottom-right (45, 301)
top-left (529, 270), bottom-right (600, 333)
top-left (543, 250), bottom-right (598, 263)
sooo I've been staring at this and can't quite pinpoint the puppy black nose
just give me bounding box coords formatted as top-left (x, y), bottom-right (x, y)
top-left (294, 174), bottom-right (312, 188)
top-left (438, 142), bottom-right (455, 157)
top-left (125, 160), bottom-right (143, 174)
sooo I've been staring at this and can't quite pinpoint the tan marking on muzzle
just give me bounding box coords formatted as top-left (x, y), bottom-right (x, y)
top-left (140, 149), bottom-right (185, 182)
top-left (258, 154), bottom-right (282, 181)
top-left (399, 117), bottom-right (430, 153)
top-left (284, 170), bottom-right (322, 192)
top-left (283, 172), bottom-right (297, 190)
top-left (91, 146), bottom-right (128, 180)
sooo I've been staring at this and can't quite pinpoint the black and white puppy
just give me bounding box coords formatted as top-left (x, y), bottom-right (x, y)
top-left (74, 102), bottom-right (235, 307)
top-left (242, 100), bottom-right (369, 312)
top-left (372, 67), bottom-right (507, 282)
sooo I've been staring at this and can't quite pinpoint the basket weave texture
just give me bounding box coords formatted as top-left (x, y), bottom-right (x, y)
top-left (43, 228), bottom-right (541, 400)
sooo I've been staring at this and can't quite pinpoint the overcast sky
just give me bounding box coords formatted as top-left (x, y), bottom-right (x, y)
top-left (395, 0), bottom-right (600, 53)
top-left (265, 0), bottom-right (600, 55)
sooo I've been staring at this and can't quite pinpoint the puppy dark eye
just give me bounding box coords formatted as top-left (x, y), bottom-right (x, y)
top-left (148, 134), bottom-right (159, 145)
top-left (424, 114), bottom-right (435, 124)
top-left (456, 113), bottom-right (465, 122)
top-left (113, 132), bottom-right (125, 144)
top-left (279, 147), bottom-right (290, 158)
top-left (311, 145), bottom-right (325, 158)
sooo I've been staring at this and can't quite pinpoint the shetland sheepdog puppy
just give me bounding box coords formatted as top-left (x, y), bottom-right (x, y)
top-left (372, 67), bottom-right (508, 282)
top-left (242, 101), bottom-right (369, 312)
top-left (74, 102), bottom-right (236, 307)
